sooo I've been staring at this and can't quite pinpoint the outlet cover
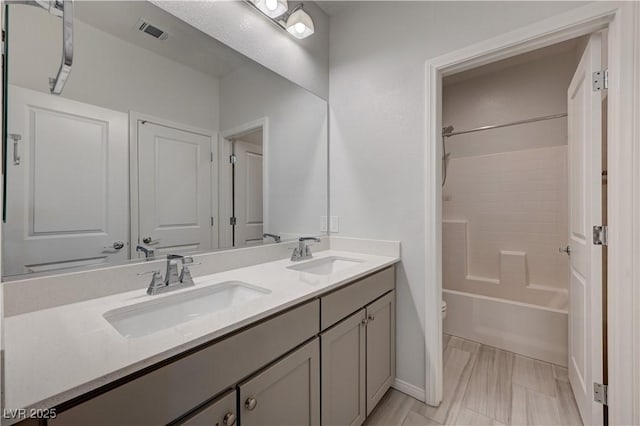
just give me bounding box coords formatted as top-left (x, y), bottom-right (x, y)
top-left (330, 216), bottom-right (339, 233)
top-left (320, 216), bottom-right (328, 232)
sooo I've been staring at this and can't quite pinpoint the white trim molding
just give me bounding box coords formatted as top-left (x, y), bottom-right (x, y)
top-left (424, 3), bottom-right (640, 423)
top-left (392, 379), bottom-right (426, 402)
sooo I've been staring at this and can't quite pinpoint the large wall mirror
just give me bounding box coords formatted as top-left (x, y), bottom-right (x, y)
top-left (2, 1), bottom-right (328, 278)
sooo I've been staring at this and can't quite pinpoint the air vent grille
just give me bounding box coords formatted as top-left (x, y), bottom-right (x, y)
top-left (136, 19), bottom-right (168, 40)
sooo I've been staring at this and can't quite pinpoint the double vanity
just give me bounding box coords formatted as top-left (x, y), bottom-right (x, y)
top-left (4, 239), bottom-right (400, 426)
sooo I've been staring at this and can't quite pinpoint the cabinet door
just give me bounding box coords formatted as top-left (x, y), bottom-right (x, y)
top-left (366, 291), bottom-right (395, 415)
top-left (239, 339), bottom-right (319, 426)
top-left (321, 309), bottom-right (366, 426)
top-left (178, 390), bottom-right (237, 426)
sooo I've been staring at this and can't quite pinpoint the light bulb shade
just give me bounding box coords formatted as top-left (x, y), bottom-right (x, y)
top-left (285, 8), bottom-right (314, 39)
top-left (252, 0), bottom-right (288, 18)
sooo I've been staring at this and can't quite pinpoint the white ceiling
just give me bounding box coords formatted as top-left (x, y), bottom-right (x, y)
top-left (75, 1), bottom-right (251, 78)
top-left (315, 1), bottom-right (352, 17)
top-left (444, 36), bottom-right (586, 86)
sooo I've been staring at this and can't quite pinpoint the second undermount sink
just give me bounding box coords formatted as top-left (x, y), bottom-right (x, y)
top-left (287, 256), bottom-right (365, 276)
top-left (104, 281), bottom-right (271, 338)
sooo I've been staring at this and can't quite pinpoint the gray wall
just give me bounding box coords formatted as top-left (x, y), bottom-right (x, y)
top-left (9, 5), bottom-right (220, 132)
top-left (328, 1), bottom-right (587, 395)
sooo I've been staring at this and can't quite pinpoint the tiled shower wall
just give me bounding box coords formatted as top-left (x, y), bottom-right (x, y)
top-left (443, 146), bottom-right (569, 309)
top-left (442, 44), bottom-right (580, 309)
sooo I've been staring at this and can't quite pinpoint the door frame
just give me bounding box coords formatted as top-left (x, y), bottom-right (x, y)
top-left (219, 117), bottom-right (269, 248)
top-left (423, 3), bottom-right (640, 424)
top-left (128, 111), bottom-right (217, 258)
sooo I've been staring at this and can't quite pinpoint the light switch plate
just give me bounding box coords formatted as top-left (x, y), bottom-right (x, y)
top-left (320, 216), bottom-right (328, 232)
top-left (329, 216), bottom-right (339, 233)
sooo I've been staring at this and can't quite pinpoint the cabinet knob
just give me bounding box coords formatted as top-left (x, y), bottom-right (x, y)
top-left (368, 314), bottom-right (375, 321)
top-left (223, 412), bottom-right (236, 426)
top-left (245, 397), bottom-right (257, 411)
top-left (361, 318), bottom-right (368, 326)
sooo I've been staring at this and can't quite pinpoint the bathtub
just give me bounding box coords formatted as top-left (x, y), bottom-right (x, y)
top-left (443, 289), bottom-right (568, 366)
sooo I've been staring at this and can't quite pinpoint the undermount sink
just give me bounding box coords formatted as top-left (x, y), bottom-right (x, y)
top-left (104, 281), bottom-right (271, 338)
top-left (287, 256), bottom-right (365, 276)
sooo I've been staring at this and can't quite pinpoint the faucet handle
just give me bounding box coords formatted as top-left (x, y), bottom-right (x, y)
top-left (139, 270), bottom-right (165, 295)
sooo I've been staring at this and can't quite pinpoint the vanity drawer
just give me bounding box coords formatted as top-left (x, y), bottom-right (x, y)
top-left (320, 267), bottom-right (394, 330)
top-left (50, 300), bottom-right (319, 426)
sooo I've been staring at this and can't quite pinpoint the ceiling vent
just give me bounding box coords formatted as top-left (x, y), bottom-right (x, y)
top-left (136, 19), bottom-right (169, 41)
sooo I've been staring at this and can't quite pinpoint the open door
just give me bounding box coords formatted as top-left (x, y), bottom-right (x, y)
top-left (233, 140), bottom-right (263, 247)
top-left (567, 32), bottom-right (604, 425)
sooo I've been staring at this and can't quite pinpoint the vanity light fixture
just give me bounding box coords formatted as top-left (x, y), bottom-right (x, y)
top-left (284, 5), bottom-right (314, 39)
top-left (245, 1), bottom-right (315, 39)
top-left (251, 0), bottom-right (288, 18)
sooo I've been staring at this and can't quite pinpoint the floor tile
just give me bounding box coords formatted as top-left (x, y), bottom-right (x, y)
top-left (552, 364), bottom-right (569, 382)
top-left (511, 384), bottom-right (562, 426)
top-left (462, 345), bottom-right (514, 424)
top-left (454, 408), bottom-right (505, 425)
top-left (512, 355), bottom-right (557, 397)
top-left (555, 379), bottom-right (583, 425)
top-left (402, 410), bottom-right (440, 426)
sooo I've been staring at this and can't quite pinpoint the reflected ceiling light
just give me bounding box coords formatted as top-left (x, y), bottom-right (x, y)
top-left (285, 6), bottom-right (314, 39)
top-left (245, 1), bottom-right (315, 40)
top-left (252, 0), bottom-right (288, 18)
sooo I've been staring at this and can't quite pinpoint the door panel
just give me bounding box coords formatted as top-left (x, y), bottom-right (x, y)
top-left (138, 122), bottom-right (212, 254)
top-left (233, 140), bottom-right (263, 247)
top-left (567, 33), bottom-right (603, 426)
top-left (366, 291), bottom-right (396, 414)
top-left (321, 310), bottom-right (366, 426)
top-left (3, 86), bottom-right (128, 276)
top-left (239, 339), bottom-right (319, 426)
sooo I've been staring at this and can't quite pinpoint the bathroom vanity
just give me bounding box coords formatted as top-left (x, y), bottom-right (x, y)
top-left (5, 247), bottom-right (398, 426)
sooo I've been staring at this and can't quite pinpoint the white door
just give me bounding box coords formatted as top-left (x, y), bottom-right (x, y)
top-left (3, 86), bottom-right (128, 276)
top-left (233, 140), bottom-right (263, 247)
top-left (138, 121), bottom-right (213, 255)
top-left (567, 33), bottom-right (604, 426)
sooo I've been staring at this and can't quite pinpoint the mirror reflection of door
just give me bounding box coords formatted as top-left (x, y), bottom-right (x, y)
top-left (3, 86), bottom-right (129, 276)
top-left (230, 129), bottom-right (264, 247)
top-left (137, 120), bottom-right (216, 256)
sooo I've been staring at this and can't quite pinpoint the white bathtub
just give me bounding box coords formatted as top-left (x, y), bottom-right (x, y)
top-left (443, 289), bottom-right (568, 366)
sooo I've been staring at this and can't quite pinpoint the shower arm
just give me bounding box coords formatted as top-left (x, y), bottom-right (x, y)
top-left (8, 0), bottom-right (73, 95)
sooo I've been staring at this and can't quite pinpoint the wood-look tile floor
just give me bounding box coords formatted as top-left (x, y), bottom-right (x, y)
top-left (364, 335), bottom-right (583, 426)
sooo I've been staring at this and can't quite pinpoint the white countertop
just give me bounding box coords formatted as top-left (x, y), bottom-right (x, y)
top-left (3, 249), bottom-right (399, 414)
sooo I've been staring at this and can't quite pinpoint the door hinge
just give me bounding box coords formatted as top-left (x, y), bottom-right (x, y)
top-left (593, 225), bottom-right (608, 246)
top-left (593, 69), bottom-right (608, 91)
top-left (230, 217), bottom-right (237, 226)
top-left (594, 382), bottom-right (608, 405)
top-left (229, 154), bottom-right (237, 164)
top-left (211, 216), bottom-right (214, 226)
top-left (210, 152), bottom-right (214, 163)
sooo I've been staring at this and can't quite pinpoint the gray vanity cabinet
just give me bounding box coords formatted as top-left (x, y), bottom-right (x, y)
top-left (320, 267), bottom-right (396, 425)
top-left (365, 291), bottom-right (396, 415)
top-left (320, 309), bottom-right (367, 426)
top-left (178, 390), bottom-right (237, 426)
top-left (239, 338), bottom-right (320, 426)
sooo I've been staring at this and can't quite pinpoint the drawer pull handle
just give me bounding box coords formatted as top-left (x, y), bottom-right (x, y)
top-left (245, 397), bottom-right (257, 411)
top-left (223, 412), bottom-right (237, 425)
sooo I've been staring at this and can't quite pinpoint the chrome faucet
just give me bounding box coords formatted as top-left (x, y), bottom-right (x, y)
top-left (145, 254), bottom-right (196, 295)
top-left (291, 237), bottom-right (321, 261)
top-left (263, 233), bottom-right (281, 243)
top-left (136, 244), bottom-right (155, 259)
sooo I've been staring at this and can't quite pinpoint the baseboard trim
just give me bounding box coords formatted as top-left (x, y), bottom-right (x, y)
top-left (392, 378), bottom-right (426, 402)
